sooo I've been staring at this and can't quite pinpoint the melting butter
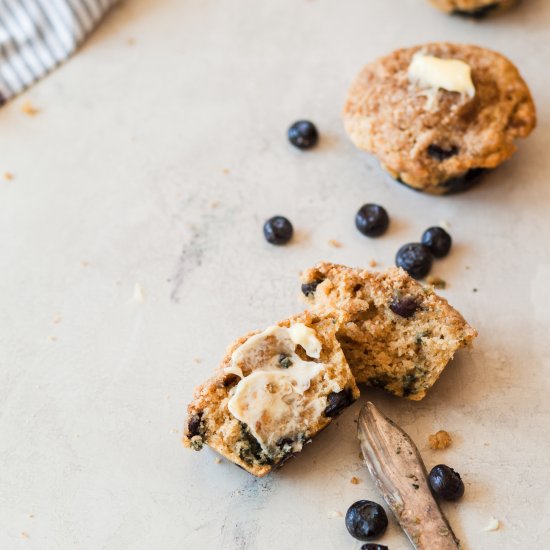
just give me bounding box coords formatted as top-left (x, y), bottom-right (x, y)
top-left (408, 53), bottom-right (475, 98)
top-left (225, 323), bottom-right (340, 453)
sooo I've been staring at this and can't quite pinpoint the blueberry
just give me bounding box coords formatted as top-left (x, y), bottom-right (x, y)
top-left (288, 120), bottom-right (319, 150)
top-left (263, 216), bottom-right (293, 245)
top-left (390, 297), bottom-right (419, 318)
top-left (324, 388), bottom-right (355, 417)
top-left (427, 144), bottom-right (459, 161)
top-left (345, 500), bottom-right (388, 542)
top-left (187, 413), bottom-right (203, 437)
top-left (395, 243), bottom-right (433, 279)
top-left (301, 279), bottom-right (324, 297)
top-left (440, 168), bottom-right (486, 194)
top-left (361, 545), bottom-right (389, 550)
top-left (453, 3), bottom-right (499, 18)
top-left (355, 204), bottom-right (390, 238)
top-left (421, 227), bottom-right (452, 258)
top-left (278, 354), bottom-right (292, 369)
top-left (428, 464), bottom-right (465, 501)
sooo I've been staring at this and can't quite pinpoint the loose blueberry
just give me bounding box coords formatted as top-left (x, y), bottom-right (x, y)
top-left (324, 388), bottom-right (355, 417)
top-left (288, 120), bottom-right (319, 150)
top-left (421, 227), bottom-right (452, 258)
top-left (390, 297), bottom-right (419, 318)
top-left (345, 500), bottom-right (388, 542)
top-left (395, 243), bottom-right (433, 279)
top-left (263, 216), bottom-right (293, 245)
top-left (361, 545), bottom-right (389, 550)
top-left (355, 204), bottom-right (390, 238)
top-left (301, 279), bottom-right (324, 297)
top-left (428, 464), bottom-right (465, 501)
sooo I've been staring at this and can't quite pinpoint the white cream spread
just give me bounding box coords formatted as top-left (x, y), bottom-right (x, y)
top-left (225, 323), bottom-right (340, 452)
top-left (408, 53), bottom-right (475, 98)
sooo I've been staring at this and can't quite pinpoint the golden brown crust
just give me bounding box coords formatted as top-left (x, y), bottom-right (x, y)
top-left (301, 263), bottom-right (477, 400)
top-left (343, 43), bottom-right (536, 193)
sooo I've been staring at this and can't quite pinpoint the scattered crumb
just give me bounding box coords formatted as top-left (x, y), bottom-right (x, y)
top-left (127, 37), bottom-right (136, 45)
top-left (327, 510), bottom-right (343, 519)
top-left (80, 260), bottom-right (89, 268)
top-left (369, 259), bottom-right (377, 268)
top-left (21, 100), bottom-right (39, 116)
top-left (166, 394), bottom-right (171, 400)
top-left (210, 201), bottom-right (220, 209)
top-left (484, 517), bottom-right (500, 531)
top-left (193, 357), bottom-right (202, 364)
top-left (465, 265), bottom-right (471, 270)
top-left (429, 430), bottom-right (452, 450)
top-left (426, 275), bottom-right (447, 290)
top-left (350, 476), bottom-right (361, 485)
top-left (328, 239), bottom-right (343, 248)
top-left (473, 288), bottom-right (478, 293)
top-left (438, 220), bottom-right (451, 230)
top-left (222, 168), bottom-right (230, 175)
top-left (3, 172), bottom-right (13, 181)
top-left (28, 514), bottom-right (34, 519)
top-left (132, 283), bottom-right (145, 303)
top-left (48, 335), bottom-right (57, 342)
top-left (52, 313), bottom-right (62, 325)
top-left (214, 457), bottom-right (222, 464)
top-left (21, 532), bottom-right (29, 539)
top-left (358, 452), bottom-right (363, 461)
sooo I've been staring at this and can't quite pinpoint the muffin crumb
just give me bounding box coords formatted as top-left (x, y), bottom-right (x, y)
top-left (426, 275), bottom-right (447, 289)
top-left (21, 100), bottom-right (39, 116)
top-left (328, 239), bottom-right (343, 248)
top-left (484, 517), bottom-right (500, 531)
top-left (350, 476), bottom-right (361, 484)
top-left (429, 430), bottom-right (452, 450)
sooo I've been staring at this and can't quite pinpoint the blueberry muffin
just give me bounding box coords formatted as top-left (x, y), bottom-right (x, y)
top-left (183, 312), bottom-right (359, 476)
top-left (301, 263), bottom-right (477, 400)
top-left (429, 0), bottom-right (518, 17)
top-left (343, 43), bottom-right (536, 194)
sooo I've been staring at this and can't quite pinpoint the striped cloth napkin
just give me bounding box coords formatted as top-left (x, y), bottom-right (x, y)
top-left (0, 0), bottom-right (118, 105)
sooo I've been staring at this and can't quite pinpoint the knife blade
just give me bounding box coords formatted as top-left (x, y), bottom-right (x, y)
top-left (358, 402), bottom-right (460, 550)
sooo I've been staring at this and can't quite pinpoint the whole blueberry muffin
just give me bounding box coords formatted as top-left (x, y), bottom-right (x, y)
top-left (429, 0), bottom-right (518, 17)
top-left (343, 43), bottom-right (536, 194)
top-left (183, 312), bottom-right (359, 476)
top-left (301, 263), bottom-right (477, 399)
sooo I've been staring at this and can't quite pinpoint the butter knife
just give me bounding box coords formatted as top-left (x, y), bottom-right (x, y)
top-left (358, 402), bottom-right (460, 550)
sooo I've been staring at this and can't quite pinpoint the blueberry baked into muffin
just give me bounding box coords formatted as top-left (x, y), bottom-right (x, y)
top-left (428, 0), bottom-right (518, 17)
top-left (301, 263), bottom-right (477, 400)
top-left (183, 312), bottom-right (359, 476)
top-left (343, 43), bottom-right (536, 194)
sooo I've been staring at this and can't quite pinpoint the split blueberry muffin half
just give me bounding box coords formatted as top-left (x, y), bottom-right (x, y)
top-left (183, 311), bottom-right (359, 476)
top-left (301, 263), bottom-right (477, 400)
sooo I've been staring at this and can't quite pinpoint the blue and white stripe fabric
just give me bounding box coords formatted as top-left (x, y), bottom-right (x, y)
top-left (0, 0), bottom-right (117, 105)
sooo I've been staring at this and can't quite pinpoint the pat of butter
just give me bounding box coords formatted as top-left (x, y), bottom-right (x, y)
top-left (408, 53), bottom-right (475, 98)
top-left (288, 323), bottom-right (322, 359)
top-left (225, 323), bottom-right (340, 452)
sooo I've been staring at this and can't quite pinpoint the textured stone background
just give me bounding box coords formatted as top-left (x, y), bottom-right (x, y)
top-left (1, 0), bottom-right (549, 548)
